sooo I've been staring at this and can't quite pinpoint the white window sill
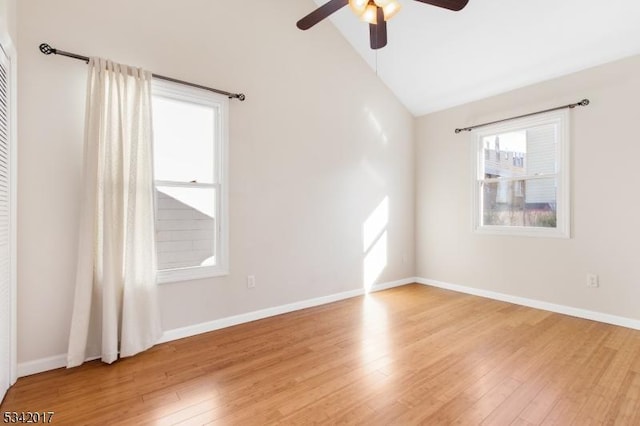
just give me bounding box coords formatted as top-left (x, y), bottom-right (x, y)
top-left (157, 265), bottom-right (229, 284)
top-left (474, 225), bottom-right (570, 239)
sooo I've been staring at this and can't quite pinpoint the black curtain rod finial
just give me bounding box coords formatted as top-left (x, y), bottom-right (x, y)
top-left (39, 43), bottom-right (55, 55)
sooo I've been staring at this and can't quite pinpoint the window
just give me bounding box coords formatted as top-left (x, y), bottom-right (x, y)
top-left (152, 80), bottom-right (229, 283)
top-left (472, 109), bottom-right (570, 238)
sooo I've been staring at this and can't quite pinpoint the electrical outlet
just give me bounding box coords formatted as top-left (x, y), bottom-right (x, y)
top-left (247, 275), bottom-right (256, 289)
top-left (586, 274), bottom-right (599, 288)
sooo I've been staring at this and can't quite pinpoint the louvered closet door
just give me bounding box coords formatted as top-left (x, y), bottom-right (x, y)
top-left (0, 45), bottom-right (11, 401)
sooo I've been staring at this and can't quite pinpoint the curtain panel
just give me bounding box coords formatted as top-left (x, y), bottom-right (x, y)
top-left (67, 58), bottom-right (162, 367)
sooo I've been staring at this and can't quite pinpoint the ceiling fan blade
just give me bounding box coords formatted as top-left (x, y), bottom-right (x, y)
top-left (413, 0), bottom-right (469, 11)
top-left (297, 0), bottom-right (349, 30)
top-left (369, 8), bottom-right (387, 50)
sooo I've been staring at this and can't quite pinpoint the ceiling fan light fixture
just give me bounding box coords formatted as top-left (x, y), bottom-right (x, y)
top-left (296, 0), bottom-right (469, 51)
top-left (382, 0), bottom-right (401, 20)
top-left (349, 0), bottom-right (368, 15)
top-left (360, 3), bottom-right (378, 24)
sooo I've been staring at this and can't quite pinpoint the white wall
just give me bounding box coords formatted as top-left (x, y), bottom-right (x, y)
top-left (0, 0), bottom-right (16, 50)
top-left (416, 55), bottom-right (640, 321)
top-left (16, 0), bottom-right (415, 365)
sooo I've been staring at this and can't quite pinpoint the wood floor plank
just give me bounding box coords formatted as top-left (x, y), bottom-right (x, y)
top-left (2, 284), bottom-right (640, 425)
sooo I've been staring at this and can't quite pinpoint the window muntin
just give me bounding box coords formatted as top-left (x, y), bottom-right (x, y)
top-left (152, 80), bottom-right (229, 282)
top-left (472, 110), bottom-right (570, 238)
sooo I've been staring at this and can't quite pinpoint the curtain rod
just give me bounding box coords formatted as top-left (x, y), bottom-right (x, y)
top-left (454, 98), bottom-right (589, 134)
top-left (39, 43), bottom-right (246, 101)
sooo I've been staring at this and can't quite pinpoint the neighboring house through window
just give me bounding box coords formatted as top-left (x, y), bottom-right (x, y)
top-left (151, 80), bottom-right (229, 283)
top-left (472, 109), bottom-right (570, 238)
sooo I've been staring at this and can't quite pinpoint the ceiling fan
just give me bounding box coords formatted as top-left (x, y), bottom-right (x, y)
top-left (296, 0), bottom-right (469, 50)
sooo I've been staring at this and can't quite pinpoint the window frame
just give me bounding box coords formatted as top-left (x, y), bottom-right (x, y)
top-left (471, 109), bottom-right (570, 238)
top-left (151, 79), bottom-right (229, 283)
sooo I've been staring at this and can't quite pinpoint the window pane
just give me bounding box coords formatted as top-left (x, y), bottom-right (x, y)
top-left (482, 178), bottom-right (557, 228)
top-left (482, 124), bottom-right (556, 179)
top-left (152, 96), bottom-right (216, 183)
top-left (155, 186), bottom-right (216, 270)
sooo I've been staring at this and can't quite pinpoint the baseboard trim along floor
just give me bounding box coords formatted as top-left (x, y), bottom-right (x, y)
top-left (17, 277), bottom-right (413, 377)
top-left (18, 276), bottom-right (640, 377)
top-left (416, 277), bottom-right (640, 331)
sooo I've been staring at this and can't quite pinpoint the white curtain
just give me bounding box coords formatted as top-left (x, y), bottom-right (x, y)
top-left (67, 58), bottom-right (162, 368)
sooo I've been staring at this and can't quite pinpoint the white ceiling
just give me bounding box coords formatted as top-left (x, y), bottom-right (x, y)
top-left (311, 0), bottom-right (640, 116)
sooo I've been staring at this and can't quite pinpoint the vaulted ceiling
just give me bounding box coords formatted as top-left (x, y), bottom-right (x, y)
top-left (310, 0), bottom-right (640, 116)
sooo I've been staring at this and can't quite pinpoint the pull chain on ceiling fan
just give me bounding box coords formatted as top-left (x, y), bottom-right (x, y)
top-left (296, 0), bottom-right (469, 50)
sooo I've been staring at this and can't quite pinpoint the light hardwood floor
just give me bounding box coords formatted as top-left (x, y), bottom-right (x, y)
top-left (2, 284), bottom-right (640, 425)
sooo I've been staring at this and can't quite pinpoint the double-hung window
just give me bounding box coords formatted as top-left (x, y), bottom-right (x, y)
top-left (151, 80), bottom-right (229, 283)
top-left (472, 109), bottom-right (570, 238)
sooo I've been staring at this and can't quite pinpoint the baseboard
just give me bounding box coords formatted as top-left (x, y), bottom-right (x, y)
top-left (18, 276), bottom-right (640, 377)
top-left (17, 353), bottom-right (102, 378)
top-left (158, 277), bottom-right (414, 344)
top-left (17, 354), bottom-right (67, 378)
top-left (416, 277), bottom-right (640, 331)
top-left (17, 277), bottom-right (413, 377)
